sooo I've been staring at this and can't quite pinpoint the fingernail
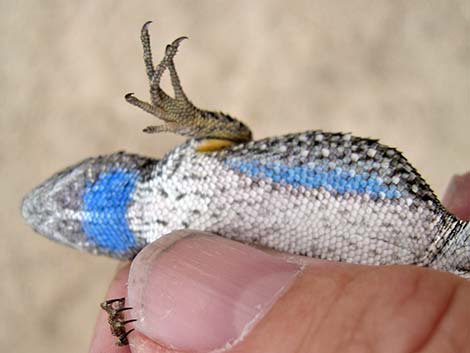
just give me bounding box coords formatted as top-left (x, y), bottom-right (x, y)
top-left (128, 230), bottom-right (300, 352)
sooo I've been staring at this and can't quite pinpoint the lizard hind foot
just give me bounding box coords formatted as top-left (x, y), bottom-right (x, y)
top-left (125, 21), bottom-right (253, 147)
top-left (100, 297), bottom-right (137, 346)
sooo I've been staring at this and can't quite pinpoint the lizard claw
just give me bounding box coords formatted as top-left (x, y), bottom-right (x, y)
top-left (165, 36), bottom-right (188, 58)
top-left (171, 36), bottom-right (189, 47)
top-left (142, 20), bottom-right (153, 31)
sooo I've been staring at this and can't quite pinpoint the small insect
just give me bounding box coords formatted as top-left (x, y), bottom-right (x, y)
top-left (100, 297), bottom-right (136, 346)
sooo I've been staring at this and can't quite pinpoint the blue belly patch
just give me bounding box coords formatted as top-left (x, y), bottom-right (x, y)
top-left (82, 169), bottom-right (138, 252)
top-left (226, 160), bottom-right (400, 199)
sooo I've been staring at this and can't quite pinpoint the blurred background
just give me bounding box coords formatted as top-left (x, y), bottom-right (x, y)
top-left (1, 1), bottom-right (469, 352)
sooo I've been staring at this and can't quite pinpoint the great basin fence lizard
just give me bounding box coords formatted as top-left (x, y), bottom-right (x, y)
top-left (22, 22), bottom-right (470, 279)
top-left (21, 21), bottom-right (470, 346)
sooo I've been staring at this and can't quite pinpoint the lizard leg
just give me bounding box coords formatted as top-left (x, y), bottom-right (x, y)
top-left (100, 297), bottom-right (136, 346)
top-left (141, 21), bottom-right (155, 82)
top-left (125, 22), bottom-right (253, 145)
top-left (164, 37), bottom-right (190, 103)
top-left (138, 21), bottom-right (172, 111)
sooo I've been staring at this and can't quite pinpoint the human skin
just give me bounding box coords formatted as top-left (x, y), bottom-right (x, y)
top-left (89, 173), bottom-right (470, 353)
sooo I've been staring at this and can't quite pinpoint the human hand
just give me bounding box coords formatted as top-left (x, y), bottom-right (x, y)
top-left (89, 173), bottom-right (470, 353)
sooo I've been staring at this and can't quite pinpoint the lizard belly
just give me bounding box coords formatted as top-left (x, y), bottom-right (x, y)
top-left (127, 143), bottom-right (439, 266)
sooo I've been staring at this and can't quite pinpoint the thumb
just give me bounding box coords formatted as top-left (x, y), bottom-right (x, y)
top-left (122, 231), bottom-right (469, 353)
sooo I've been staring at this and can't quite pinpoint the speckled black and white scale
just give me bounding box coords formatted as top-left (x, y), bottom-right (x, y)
top-left (21, 23), bottom-right (470, 278)
top-left (21, 130), bottom-right (470, 278)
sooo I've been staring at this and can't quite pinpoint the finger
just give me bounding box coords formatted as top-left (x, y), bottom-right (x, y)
top-left (89, 264), bottom-right (132, 353)
top-left (127, 230), bottom-right (300, 352)
top-left (232, 262), bottom-right (470, 353)
top-left (442, 171), bottom-right (470, 220)
top-left (126, 231), bottom-right (470, 353)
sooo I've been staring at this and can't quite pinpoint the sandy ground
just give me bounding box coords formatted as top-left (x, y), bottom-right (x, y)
top-left (1, 1), bottom-right (469, 352)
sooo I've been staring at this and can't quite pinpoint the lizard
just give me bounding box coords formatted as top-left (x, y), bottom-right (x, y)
top-left (21, 21), bottom-right (470, 282)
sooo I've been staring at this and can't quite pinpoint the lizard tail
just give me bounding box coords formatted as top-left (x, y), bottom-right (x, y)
top-left (429, 220), bottom-right (470, 278)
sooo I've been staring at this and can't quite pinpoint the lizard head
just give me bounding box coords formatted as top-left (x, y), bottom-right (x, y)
top-left (21, 152), bottom-right (157, 259)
